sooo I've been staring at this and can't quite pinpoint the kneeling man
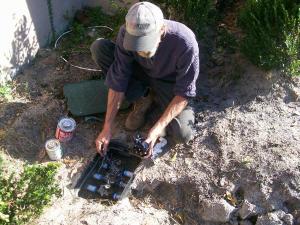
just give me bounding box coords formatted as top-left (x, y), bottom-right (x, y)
top-left (91, 1), bottom-right (199, 157)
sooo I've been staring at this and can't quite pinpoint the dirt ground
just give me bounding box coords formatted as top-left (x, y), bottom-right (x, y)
top-left (0, 41), bottom-right (299, 224)
top-left (1, 7), bottom-right (300, 225)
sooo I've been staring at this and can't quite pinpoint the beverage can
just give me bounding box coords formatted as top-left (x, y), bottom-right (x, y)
top-left (45, 139), bottom-right (63, 160)
top-left (55, 117), bottom-right (76, 142)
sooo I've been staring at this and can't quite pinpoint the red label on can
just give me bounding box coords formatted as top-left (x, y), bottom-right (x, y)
top-left (55, 117), bottom-right (76, 142)
top-left (55, 126), bottom-right (74, 142)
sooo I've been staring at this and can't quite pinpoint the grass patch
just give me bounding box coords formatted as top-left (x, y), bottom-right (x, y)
top-left (238, 0), bottom-right (300, 76)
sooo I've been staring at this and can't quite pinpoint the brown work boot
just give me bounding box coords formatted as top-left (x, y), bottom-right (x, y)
top-left (125, 93), bottom-right (153, 131)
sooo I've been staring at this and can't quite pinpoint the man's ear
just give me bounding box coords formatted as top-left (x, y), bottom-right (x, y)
top-left (160, 24), bottom-right (167, 35)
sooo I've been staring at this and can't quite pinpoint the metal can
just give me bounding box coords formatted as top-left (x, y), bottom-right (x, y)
top-left (55, 117), bottom-right (76, 142)
top-left (45, 139), bottom-right (62, 160)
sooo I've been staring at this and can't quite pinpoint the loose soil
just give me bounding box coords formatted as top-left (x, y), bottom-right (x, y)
top-left (1, 6), bottom-right (300, 225)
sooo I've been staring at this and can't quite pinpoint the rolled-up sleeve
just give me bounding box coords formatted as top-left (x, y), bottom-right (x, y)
top-left (105, 26), bottom-right (134, 92)
top-left (174, 45), bottom-right (199, 98)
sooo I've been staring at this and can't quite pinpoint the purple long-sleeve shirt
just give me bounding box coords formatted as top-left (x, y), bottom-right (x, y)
top-left (105, 20), bottom-right (199, 98)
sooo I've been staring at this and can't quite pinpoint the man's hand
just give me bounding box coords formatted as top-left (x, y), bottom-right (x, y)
top-left (144, 127), bottom-right (162, 158)
top-left (95, 89), bottom-right (124, 156)
top-left (144, 95), bottom-right (188, 158)
top-left (95, 127), bottom-right (111, 156)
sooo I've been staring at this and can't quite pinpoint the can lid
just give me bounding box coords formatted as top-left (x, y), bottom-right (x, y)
top-left (58, 118), bottom-right (76, 132)
top-left (45, 139), bottom-right (60, 151)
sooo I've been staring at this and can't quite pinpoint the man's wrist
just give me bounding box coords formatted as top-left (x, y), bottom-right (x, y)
top-left (151, 122), bottom-right (165, 136)
top-left (103, 123), bottom-right (112, 132)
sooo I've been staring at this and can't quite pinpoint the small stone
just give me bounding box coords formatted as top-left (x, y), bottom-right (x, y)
top-left (282, 214), bottom-right (294, 225)
top-left (219, 177), bottom-right (226, 187)
top-left (290, 87), bottom-right (300, 101)
top-left (239, 220), bottom-right (253, 225)
top-left (184, 158), bottom-right (192, 166)
top-left (199, 199), bottom-right (236, 223)
top-left (293, 111), bottom-right (300, 116)
top-left (256, 213), bottom-right (284, 225)
top-left (238, 200), bottom-right (262, 219)
top-left (273, 210), bottom-right (294, 225)
top-left (256, 95), bottom-right (264, 102)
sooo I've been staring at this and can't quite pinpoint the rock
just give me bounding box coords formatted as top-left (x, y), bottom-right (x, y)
top-left (238, 200), bottom-right (262, 219)
top-left (255, 95), bottom-right (264, 102)
top-left (219, 177), bottom-right (226, 187)
top-left (199, 199), bottom-right (236, 223)
top-left (282, 214), bottom-right (294, 225)
top-left (292, 209), bottom-right (300, 220)
top-left (290, 87), bottom-right (300, 101)
top-left (256, 213), bottom-right (284, 225)
top-left (239, 220), bottom-right (253, 225)
top-left (273, 210), bottom-right (294, 225)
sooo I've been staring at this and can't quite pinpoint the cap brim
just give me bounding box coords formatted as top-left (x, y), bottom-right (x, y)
top-left (123, 31), bottom-right (160, 52)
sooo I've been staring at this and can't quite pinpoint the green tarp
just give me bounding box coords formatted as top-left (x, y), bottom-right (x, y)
top-left (64, 79), bottom-right (129, 116)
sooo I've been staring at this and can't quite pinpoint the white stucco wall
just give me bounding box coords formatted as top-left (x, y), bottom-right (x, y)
top-left (0, 0), bottom-right (136, 84)
top-left (0, 0), bottom-right (82, 83)
top-left (0, 1), bottom-right (40, 83)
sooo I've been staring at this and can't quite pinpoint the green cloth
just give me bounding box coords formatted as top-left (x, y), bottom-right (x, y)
top-left (64, 79), bottom-right (129, 116)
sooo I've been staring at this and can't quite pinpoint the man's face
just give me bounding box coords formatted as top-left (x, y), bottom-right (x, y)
top-left (136, 27), bottom-right (164, 58)
top-left (137, 50), bottom-right (157, 58)
top-left (137, 39), bottom-right (159, 58)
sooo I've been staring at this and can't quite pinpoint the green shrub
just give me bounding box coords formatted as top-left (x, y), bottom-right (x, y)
top-left (238, 0), bottom-right (300, 76)
top-left (0, 83), bottom-right (13, 102)
top-left (153, 0), bottom-right (215, 37)
top-left (0, 162), bottom-right (61, 224)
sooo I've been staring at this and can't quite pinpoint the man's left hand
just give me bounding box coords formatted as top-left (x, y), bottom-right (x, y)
top-left (144, 126), bottom-right (162, 158)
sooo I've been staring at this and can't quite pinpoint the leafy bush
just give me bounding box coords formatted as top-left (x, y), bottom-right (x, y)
top-left (0, 83), bottom-right (13, 102)
top-left (153, 0), bottom-right (215, 37)
top-left (238, 0), bottom-right (300, 76)
top-left (0, 162), bottom-right (61, 224)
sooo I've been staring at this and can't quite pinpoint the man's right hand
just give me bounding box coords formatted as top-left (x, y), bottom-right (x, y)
top-left (95, 127), bottom-right (111, 156)
top-left (95, 89), bottom-right (124, 156)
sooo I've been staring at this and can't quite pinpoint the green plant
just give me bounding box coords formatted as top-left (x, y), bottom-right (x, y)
top-left (238, 0), bottom-right (300, 76)
top-left (216, 27), bottom-right (238, 53)
top-left (57, 6), bottom-right (126, 57)
top-left (0, 83), bottom-right (13, 101)
top-left (153, 0), bottom-right (215, 37)
top-left (0, 163), bottom-right (61, 224)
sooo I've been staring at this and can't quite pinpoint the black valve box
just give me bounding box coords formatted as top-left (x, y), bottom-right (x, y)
top-left (75, 140), bottom-right (142, 201)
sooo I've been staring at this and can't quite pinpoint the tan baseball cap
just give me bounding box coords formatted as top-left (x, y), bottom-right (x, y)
top-left (123, 1), bottom-right (164, 52)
